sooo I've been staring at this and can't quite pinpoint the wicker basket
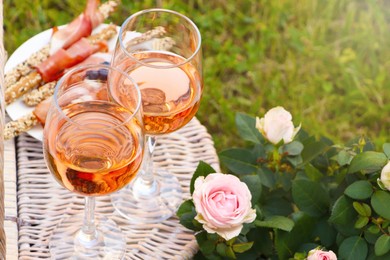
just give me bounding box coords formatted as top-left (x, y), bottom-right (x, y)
top-left (0, 1), bottom-right (6, 258)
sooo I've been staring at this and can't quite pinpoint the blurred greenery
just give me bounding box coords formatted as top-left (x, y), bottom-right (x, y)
top-left (3, 0), bottom-right (390, 151)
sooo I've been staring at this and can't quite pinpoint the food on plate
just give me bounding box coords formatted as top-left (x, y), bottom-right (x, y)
top-left (4, 0), bottom-right (118, 89)
top-left (4, 24), bottom-right (176, 140)
top-left (5, 25), bottom-right (117, 105)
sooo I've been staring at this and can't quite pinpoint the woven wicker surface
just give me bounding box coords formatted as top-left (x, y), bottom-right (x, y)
top-left (1, 1), bottom-right (6, 258)
top-left (4, 137), bottom-right (17, 259)
top-left (9, 117), bottom-right (220, 259)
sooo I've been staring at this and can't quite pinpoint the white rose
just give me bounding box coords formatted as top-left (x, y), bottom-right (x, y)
top-left (256, 106), bottom-right (301, 145)
top-left (380, 161), bottom-right (390, 190)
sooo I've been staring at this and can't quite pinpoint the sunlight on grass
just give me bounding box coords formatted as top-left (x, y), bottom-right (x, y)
top-left (3, 0), bottom-right (390, 151)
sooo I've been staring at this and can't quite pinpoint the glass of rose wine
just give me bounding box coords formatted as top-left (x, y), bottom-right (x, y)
top-left (43, 64), bottom-right (144, 259)
top-left (111, 9), bottom-right (202, 223)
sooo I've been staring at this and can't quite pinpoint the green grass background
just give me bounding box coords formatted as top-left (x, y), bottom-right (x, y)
top-left (3, 0), bottom-right (390, 151)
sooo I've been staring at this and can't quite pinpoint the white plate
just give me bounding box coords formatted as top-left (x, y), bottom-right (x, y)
top-left (5, 24), bottom-right (119, 141)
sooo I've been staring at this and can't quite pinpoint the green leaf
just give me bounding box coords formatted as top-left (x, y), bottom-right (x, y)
top-left (232, 242), bottom-right (254, 253)
top-left (339, 236), bottom-right (368, 260)
top-left (177, 200), bottom-right (201, 231)
top-left (240, 175), bottom-right (262, 205)
top-left (364, 228), bottom-right (381, 245)
top-left (304, 163), bottom-right (323, 181)
top-left (196, 231), bottom-right (216, 255)
top-left (257, 167), bottom-right (276, 188)
top-left (216, 243), bottom-right (236, 259)
top-left (245, 227), bottom-right (273, 256)
top-left (313, 218), bottom-right (337, 247)
top-left (275, 214), bottom-right (316, 259)
top-left (368, 225), bottom-right (380, 234)
top-left (177, 200), bottom-right (194, 217)
top-left (344, 180), bottom-right (373, 200)
top-left (261, 195), bottom-right (294, 217)
top-left (336, 150), bottom-right (354, 166)
top-left (282, 141), bottom-right (304, 156)
top-left (375, 234), bottom-right (390, 256)
top-left (354, 216), bottom-right (369, 229)
top-left (383, 143), bottom-right (390, 158)
top-left (225, 246), bottom-right (236, 259)
top-left (367, 251), bottom-right (390, 260)
top-left (219, 148), bottom-right (258, 175)
top-left (190, 161), bottom-right (217, 195)
top-left (254, 216), bottom-right (294, 232)
top-left (371, 191), bottom-right (390, 219)
top-left (363, 203), bottom-right (372, 216)
top-left (235, 112), bottom-right (263, 144)
top-left (330, 196), bottom-right (354, 225)
top-left (353, 202), bottom-right (370, 217)
top-left (286, 155), bottom-right (303, 167)
top-left (300, 138), bottom-right (328, 165)
top-left (348, 151), bottom-right (387, 174)
top-left (179, 211), bottom-right (198, 231)
top-left (292, 179), bottom-right (330, 217)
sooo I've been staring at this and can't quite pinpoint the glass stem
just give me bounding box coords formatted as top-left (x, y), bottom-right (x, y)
top-left (143, 135), bottom-right (157, 183)
top-left (78, 197), bottom-right (98, 245)
top-left (132, 135), bottom-right (159, 197)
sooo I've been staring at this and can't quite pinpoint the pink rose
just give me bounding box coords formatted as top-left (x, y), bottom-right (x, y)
top-left (192, 173), bottom-right (256, 240)
top-left (307, 249), bottom-right (337, 260)
top-left (256, 106), bottom-right (301, 145)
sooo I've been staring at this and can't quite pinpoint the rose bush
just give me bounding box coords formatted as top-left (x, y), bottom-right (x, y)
top-left (178, 106), bottom-right (390, 260)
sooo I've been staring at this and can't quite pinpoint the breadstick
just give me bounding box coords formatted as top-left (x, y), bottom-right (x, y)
top-left (5, 0), bottom-right (118, 88)
top-left (4, 113), bottom-right (38, 140)
top-left (5, 72), bottom-right (42, 105)
top-left (126, 26), bottom-right (166, 48)
top-left (23, 81), bottom-right (56, 106)
top-left (5, 25), bottom-right (117, 105)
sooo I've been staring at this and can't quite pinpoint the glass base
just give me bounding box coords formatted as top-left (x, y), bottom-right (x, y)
top-left (111, 169), bottom-right (183, 223)
top-left (49, 214), bottom-right (125, 260)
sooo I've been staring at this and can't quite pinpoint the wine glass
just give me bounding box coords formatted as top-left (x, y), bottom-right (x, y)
top-left (43, 64), bottom-right (144, 259)
top-left (111, 9), bottom-right (202, 223)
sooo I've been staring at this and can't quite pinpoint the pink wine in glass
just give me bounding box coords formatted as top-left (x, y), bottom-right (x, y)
top-left (45, 100), bottom-right (143, 196)
top-left (116, 51), bottom-right (202, 135)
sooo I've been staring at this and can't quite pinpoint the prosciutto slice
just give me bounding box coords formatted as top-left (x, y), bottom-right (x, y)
top-left (36, 38), bottom-right (108, 82)
top-left (50, 0), bottom-right (105, 55)
top-left (33, 97), bottom-right (52, 125)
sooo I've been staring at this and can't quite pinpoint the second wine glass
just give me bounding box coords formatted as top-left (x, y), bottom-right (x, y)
top-left (111, 8), bottom-right (203, 223)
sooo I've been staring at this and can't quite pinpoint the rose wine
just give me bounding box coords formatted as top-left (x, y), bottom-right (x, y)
top-left (44, 101), bottom-right (143, 196)
top-left (115, 51), bottom-right (202, 135)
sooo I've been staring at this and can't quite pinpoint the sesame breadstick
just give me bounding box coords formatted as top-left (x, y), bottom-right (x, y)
top-left (5, 71), bottom-right (42, 105)
top-left (87, 23), bottom-right (117, 44)
top-left (4, 113), bottom-right (38, 140)
top-left (23, 81), bottom-right (56, 106)
top-left (4, 0), bottom-right (118, 89)
top-left (126, 26), bottom-right (166, 48)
